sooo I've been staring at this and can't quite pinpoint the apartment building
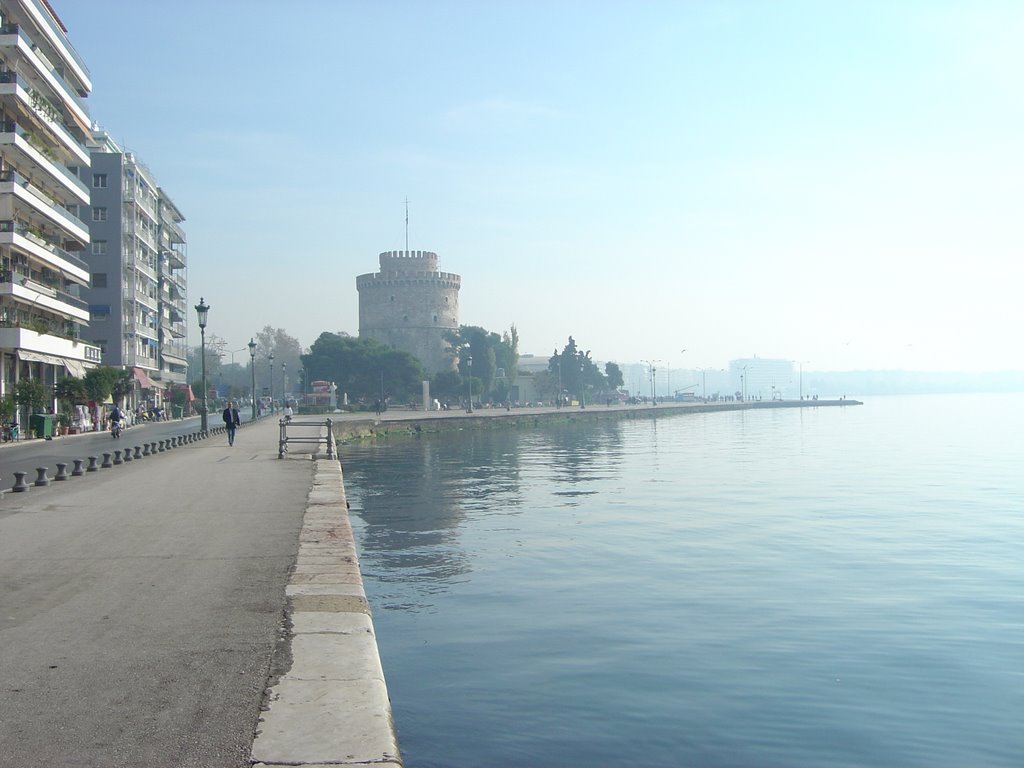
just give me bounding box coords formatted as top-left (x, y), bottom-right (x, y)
top-left (0, 0), bottom-right (99, 410)
top-left (83, 127), bottom-right (187, 409)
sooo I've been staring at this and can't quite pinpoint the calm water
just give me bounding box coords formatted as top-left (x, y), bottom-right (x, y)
top-left (343, 395), bottom-right (1024, 768)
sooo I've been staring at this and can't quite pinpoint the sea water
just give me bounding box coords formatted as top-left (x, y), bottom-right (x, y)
top-left (343, 394), bottom-right (1024, 768)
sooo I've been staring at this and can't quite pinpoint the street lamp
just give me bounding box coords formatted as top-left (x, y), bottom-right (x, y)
top-left (792, 360), bottom-right (810, 400)
top-left (194, 297), bottom-right (209, 433)
top-left (668, 349), bottom-right (687, 401)
top-left (268, 352), bottom-right (275, 413)
top-left (466, 354), bottom-right (473, 413)
top-left (642, 359), bottom-right (660, 404)
top-left (556, 353), bottom-right (562, 408)
top-left (282, 362), bottom-right (287, 404)
top-left (248, 338), bottom-right (257, 419)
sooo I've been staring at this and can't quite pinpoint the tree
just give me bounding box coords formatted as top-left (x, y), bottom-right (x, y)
top-left (605, 362), bottom-right (624, 391)
top-left (14, 379), bottom-right (48, 413)
top-left (446, 324), bottom-right (521, 403)
top-left (549, 336), bottom-right (608, 404)
top-left (82, 366), bottom-right (130, 405)
top-left (255, 326), bottom-right (304, 398)
top-left (301, 332), bottom-right (424, 402)
top-left (55, 376), bottom-right (87, 406)
top-left (430, 370), bottom-right (463, 401)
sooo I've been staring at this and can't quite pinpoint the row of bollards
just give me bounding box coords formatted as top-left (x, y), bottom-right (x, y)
top-left (4, 422), bottom-right (246, 494)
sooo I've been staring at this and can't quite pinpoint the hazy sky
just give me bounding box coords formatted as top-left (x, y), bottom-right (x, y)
top-left (57, 1), bottom-right (1022, 372)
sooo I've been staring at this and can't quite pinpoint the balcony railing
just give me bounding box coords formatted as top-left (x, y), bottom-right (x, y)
top-left (0, 120), bottom-right (89, 200)
top-left (16, 1), bottom-right (91, 83)
top-left (0, 23), bottom-right (88, 116)
top-left (0, 219), bottom-right (89, 273)
top-left (0, 169), bottom-right (89, 236)
top-left (0, 71), bottom-right (89, 164)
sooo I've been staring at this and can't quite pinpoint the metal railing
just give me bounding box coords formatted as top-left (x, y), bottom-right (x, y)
top-left (278, 417), bottom-right (335, 460)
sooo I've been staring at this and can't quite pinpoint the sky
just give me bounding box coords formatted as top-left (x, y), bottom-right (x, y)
top-left (55, 0), bottom-right (1023, 372)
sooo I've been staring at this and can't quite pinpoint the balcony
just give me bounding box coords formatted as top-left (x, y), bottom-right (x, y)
top-left (130, 255), bottom-right (158, 282)
top-left (162, 246), bottom-right (187, 271)
top-left (0, 71), bottom-right (90, 166)
top-left (0, 169), bottom-right (89, 243)
top-left (0, 273), bottom-right (89, 322)
top-left (0, 120), bottom-right (89, 205)
top-left (0, 219), bottom-right (90, 285)
top-left (12, 1), bottom-right (91, 91)
top-left (0, 23), bottom-right (89, 130)
top-left (0, 324), bottom-right (97, 369)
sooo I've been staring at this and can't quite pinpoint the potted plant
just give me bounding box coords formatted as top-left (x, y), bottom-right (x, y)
top-left (56, 412), bottom-right (70, 436)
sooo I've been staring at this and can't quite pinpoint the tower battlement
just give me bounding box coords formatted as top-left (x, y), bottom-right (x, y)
top-left (378, 250), bottom-right (439, 273)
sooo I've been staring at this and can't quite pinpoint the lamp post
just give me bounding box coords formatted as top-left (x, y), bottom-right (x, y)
top-left (282, 362), bottom-right (287, 403)
top-left (194, 297), bottom-right (209, 433)
top-left (268, 352), bottom-right (275, 413)
top-left (466, 354), bottom-right (473, 413)
top-left (642, 359), bottom-right (660, 404)
top-left (795, 360), bottom-right (809, 400)
top-left (248, 338), bottom-right (257, 419)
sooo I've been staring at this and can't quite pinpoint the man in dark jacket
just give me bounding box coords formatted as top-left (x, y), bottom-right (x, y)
top-left (222, 401), bottom-right (241, 446)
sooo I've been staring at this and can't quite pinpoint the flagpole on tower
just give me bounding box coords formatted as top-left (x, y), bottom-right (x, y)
top-left (404, 196), bottom-right (409, 254)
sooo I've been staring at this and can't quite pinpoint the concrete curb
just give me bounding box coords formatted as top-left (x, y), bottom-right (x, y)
top-left (251, 459), bottom-right (402, 768)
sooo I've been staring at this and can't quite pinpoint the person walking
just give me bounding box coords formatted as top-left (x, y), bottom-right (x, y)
top-left (222, 400), bottom-right (241, 446)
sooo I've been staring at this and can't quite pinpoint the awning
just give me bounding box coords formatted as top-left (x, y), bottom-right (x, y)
top-left (17, 349), bottom-right (67, 366)
top-left (16, 349), bottom-right (88, 377)
top-left (132, 367), bottom-right (155, 388)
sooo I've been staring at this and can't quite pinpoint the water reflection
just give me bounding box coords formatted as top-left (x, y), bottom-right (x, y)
top-left (343, 422), bottom-right (629, 609)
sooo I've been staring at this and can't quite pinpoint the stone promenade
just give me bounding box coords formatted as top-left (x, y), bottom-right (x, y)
top-left (0, 415), bottom-right (400, 768)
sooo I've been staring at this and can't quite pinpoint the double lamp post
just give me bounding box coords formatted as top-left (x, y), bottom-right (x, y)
top-left (195, 297), bottom-right (263, 430)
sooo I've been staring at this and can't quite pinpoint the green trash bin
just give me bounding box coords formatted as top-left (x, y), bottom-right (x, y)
top-left (173, 405), bottom-right (183, 419)
top-left (30, 413), bottom-right (54, 439)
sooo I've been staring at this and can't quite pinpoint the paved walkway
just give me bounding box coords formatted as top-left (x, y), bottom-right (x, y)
top-left (0, 417), bottom-right (317, 767)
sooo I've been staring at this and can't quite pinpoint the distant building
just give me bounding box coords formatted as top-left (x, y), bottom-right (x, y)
top-left (356, 250), bottom-right (460, 375)
top-left (81, 127), bottom-right (188, 407)
top-left (0, 0), bottom-right (100, 414)
top-left (729, 357), bottom-right (794, 400)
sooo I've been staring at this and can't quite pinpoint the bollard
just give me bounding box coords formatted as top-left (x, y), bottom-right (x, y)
top-left (142, 443), bottom-right (151, 456)
top-left (71, 459), bottom-right (84, 476)
top-left (55, 463), bottom-right (68, 481)
top-left (134, 446), bottom-right (142, 459)
top-left (150, 442), bottom-right (157, 454)
top-left (158, 440), bottom-right (166, 452)
top-left (113, 449), bottom-right (123, 465)
top-left (101, 452), bottom-right (112, 469)
top-left (87, 456), bottom-right (98, 472)
top-left (123, 448), bottom-right (132, 462)
top-left (12, 471), bottom-right (28, 492)
top-left (34, 467), bottom-right (50, 487)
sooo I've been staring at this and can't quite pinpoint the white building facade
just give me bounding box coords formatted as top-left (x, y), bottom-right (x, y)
top-left (0, 0), bottom-right (99, 414)
top-left (81, 128), bottom-right (187, 408)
